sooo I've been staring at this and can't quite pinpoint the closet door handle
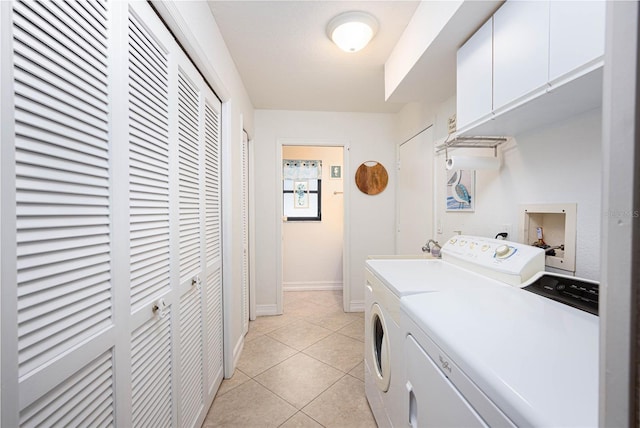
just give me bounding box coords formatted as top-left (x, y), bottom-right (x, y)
top-left (152, 298), bottom-right (168, 318)
top-left (191, 276), bottom-right (201, 290)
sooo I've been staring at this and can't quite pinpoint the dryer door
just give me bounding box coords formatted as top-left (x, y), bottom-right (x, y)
top-left (405, 334), bottom-right (487, 427)
top-left (370, 303), bottom-right (391, 391)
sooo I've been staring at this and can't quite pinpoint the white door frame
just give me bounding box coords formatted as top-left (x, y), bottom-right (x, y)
top-left (599, 1), bottom-right (639, 426)
top-left (276, 138), bottom-right (351, 312)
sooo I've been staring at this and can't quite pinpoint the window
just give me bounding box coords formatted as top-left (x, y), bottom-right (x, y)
top-left (283, 159), bottom-right (322, 221)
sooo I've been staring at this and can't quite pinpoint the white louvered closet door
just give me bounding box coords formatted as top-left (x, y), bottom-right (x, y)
top-left (241, 130), bottom-right (250, 334)
top-left (127, 2), bottom-right (223, 427)
top-left (127, 4), bottom-right (175, 428)
top-left (174, 24), bottom-right (223, 428)
top-left (204, 100), bottom-right (224, 397)
top-left (176, 68), bottom-right (205, 428)
top-left (7, 1), bottom-right (116, 426)
top-left (1, 1), bottom-right (224, 427)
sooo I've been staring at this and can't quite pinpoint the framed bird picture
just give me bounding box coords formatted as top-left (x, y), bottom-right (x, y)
top-left (446, 169), bottom-right (475, 211)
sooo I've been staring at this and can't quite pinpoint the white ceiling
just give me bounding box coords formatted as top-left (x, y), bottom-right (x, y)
top-left (208, 1), bottom-right (421, 114)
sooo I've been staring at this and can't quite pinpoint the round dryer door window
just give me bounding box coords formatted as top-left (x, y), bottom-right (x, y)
top-left (370, 303), bottom-right (391, 392)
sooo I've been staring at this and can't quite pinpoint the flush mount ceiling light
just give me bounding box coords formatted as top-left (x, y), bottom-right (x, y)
top-left (327, 11), bottom-right (378, 53)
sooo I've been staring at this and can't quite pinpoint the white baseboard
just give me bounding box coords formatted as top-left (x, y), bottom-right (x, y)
top-left (283, 281), bottom-right (343, 291)
top-left (256, 304), bottom-right (279, 316)
top-left (348, 300), bottom-right (364, 312)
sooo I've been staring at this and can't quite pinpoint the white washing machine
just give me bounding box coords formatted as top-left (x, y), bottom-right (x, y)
top-left (364, 236), bottom-right (545, 427)
top-left (400, 274), bottom-right (599, 427)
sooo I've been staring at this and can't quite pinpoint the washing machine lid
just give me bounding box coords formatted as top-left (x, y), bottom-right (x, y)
top-left (366, 259), bottom-right (505, 297)
top-left (401, 286), bottom-right (598, 428)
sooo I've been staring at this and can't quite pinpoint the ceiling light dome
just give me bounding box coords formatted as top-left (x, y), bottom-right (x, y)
top-left (327, 11), bottom-right (378, 53)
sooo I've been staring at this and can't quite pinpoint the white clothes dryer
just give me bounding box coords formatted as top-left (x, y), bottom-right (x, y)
top-left (400, 275), bottom-right (599, 427)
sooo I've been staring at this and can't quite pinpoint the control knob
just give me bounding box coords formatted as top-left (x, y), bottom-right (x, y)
top-left (495, 245), bottom-right (510, 258)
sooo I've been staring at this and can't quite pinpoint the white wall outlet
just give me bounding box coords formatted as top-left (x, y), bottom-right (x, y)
top-left (500, 224), bottom-right (512, 237)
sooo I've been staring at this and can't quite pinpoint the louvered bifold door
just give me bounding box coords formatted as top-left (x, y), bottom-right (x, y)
top-left (127, 4), bottom-right (175, 428)
top-left (7, 0), bottom-right (116, 425)
top-left (2, 1), bottom-right (224, 426)
top-left (176, 67), bottom-right (205, 428)
top-left (241, 131), bottom-right (250, 335)
top-left (203, 98), bottom-right (224, 397)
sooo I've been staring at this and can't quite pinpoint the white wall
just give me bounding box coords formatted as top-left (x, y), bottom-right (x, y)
top-left (396, 96), bottom-right (602, 281)
top-left (154, 1), bottom-right (255, 376)
top-left (282, 146), bottom-right (344, 290)
top-left (436, 110), bottom-right (602, 280)
top-left (254, 110), bottom-right (397, 313)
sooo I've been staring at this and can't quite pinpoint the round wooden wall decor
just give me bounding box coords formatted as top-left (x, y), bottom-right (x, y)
top-left (355, 161), bottom-right (388, 195)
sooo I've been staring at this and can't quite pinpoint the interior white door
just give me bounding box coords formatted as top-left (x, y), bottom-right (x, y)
top-left (397, 127), bottom-right (434, 254)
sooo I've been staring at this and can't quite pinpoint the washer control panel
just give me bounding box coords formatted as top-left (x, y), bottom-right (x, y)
top-left (442, 235), bottom-right (545, 285)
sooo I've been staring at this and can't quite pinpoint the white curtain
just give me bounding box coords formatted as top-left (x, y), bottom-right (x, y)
top-left (283, 159), bottom-right (322, 179)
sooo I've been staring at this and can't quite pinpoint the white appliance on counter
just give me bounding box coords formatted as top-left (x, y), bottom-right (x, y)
top-left (402, 276), bottom-right (599, 427)
top-left (364, 235), bottom-right (545, 427)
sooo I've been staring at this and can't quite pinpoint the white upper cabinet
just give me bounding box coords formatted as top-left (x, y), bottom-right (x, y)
top-left (456, 0), bottom-right (605, 136)
top-left (493, 0), bottom-right (550, 110)
top-left (549, 1), bottom-right (606, 83)
top-left (456, 18), bottom-right (493, 130)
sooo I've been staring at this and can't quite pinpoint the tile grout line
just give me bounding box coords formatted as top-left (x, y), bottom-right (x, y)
top-left (204, 291), bottom-right (374, 427)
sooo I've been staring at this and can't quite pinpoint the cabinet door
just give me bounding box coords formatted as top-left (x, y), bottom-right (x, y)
top-left (456, 18), bottom-right (493, 130)
top-left (549, 1), bottom-right (606, 83)
top-left (493, 0), bottom-right (550, 110)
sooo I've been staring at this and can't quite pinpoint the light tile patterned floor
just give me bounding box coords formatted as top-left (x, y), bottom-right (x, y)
top-left (202, 290), bottom-right (377, 428)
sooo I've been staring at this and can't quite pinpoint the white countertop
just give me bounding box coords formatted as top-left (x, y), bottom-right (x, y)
top-left (401, 287), bottom-right (599, 428)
